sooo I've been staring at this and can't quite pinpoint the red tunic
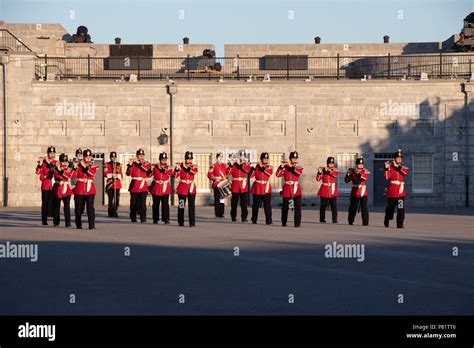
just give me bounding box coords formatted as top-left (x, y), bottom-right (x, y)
top-left (174, 164), bottom-right (198, 195)
top-left (316, 168), bottom-right (339, 198)
top-left (344, 169), bottom-right (369, 198)
top-left (150, 165), bottom-right (173, 196)
top-left (250, 164), bottom-right (273, 195)
top-left (127, 161), bottom-right (151, 193)
top-left (36, 159), bottom-right (57, 191)
top-left (230, 163), bottom-right (251, 193)
top-left (73, 162), bottom-right (98, 196)
top-left (384, 164), bottom-right (409, 198)
top-left (207, 163), bottom-right (230, 189)
top-left (104, 161), bottom-right (123, 190)
top-left (52, 166), bottom-right (77, 199)
top-left (276, 165), bottom-right (303, 198)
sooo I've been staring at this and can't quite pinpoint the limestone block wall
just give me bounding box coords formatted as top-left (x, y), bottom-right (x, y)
top-left (1, 53), bottom-right (473, 209)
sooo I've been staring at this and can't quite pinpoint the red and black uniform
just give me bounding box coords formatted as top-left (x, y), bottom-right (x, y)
top-left (104, 156), bottom-right (123, 218)
top-left (276, 151), bottom-right (303, 227)
top-left (344, 160), bottom-right (369, 225)
top-left (229, 159), bottom-right (251, 222)
top-left (316, 157), bottom-right (339, 223)
top-left (384, 150), bottom-right (409, 228)
top-left (208, 158), bottom-right (230, 218)
top-left (36, 156), bottom-right (57, 225)
top-left (250, 154), bottom-right (273, 225)
top-left (151, 153), bottom-right (173, 224)
top-left (73, 153), bottom-right (98, 230)
top-left (52, 155), bottom-right (77, 227)
top-left (174, 151), bottom-right (198, 227)
top-left (126, 153), bottom-right (152, 223)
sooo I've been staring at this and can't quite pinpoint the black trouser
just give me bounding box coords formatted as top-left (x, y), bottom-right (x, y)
top-left (152, 194), bottom-right (170, 223)
top-left (213, 187), bottom-right (225, 217)
top-left (75, 194), bottom-right (95, 229)
top-left (252, 193), bottom-right (272, 224)
top-left (230, 192), bottom-right (248, 221)
top-left (385, 197), bottom-right (405, 228)
top-left (130, 192), bottom-right (147, 222)
top-left (52, 196), bottom-right (71, 226)
top-left (41, 189), bottom-right (52, 224)
top-left (320, 197), bottom-right (338, 223)
top-left (178, 193), bottom-right (196, 226)
top-left (348, 196), bottom-right (369, 225)
top-left (281, 196), bottom-right (302, 227)
top-left (106, 188), bottom-right (120, 217)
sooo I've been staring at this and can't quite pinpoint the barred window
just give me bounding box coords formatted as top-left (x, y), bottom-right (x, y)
top-left (337, 153), bottom-right (357, 193)
top-left (194, 153), bottom-right (212, 192)
top-left (119, 153), bottom-right (135, 193)
top-left (412, 154), bottom-right (433, 193)
top-left (269, 153), bottom-right (284, 192)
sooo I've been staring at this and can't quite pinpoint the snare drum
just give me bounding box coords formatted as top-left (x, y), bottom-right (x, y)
top-left (217, 179), bottom-right (232, 200)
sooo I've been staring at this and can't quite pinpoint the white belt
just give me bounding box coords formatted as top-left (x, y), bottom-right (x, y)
top-left (285, 181), bottom-right (298, 195)
top-left (55, 180), bottom-right (70, 195)
top-left (180, 179), bottom-right (195, 193)
top-left (255, 179), bottom-right (270, 193)
top-left (390, 180), bottom-right (405, 195)
top-left (78, 178), bottom-right (93, 193)
top-left (323, 182), bottom-right (336, 195)
top-left (154, 179), bottom-right (169, 192)
top-left (233, 177), bottom-right (247, 190)
top-left (132, 176), bottom-right (146, 190)
top-left (353, 184), bottom-right (366, 197)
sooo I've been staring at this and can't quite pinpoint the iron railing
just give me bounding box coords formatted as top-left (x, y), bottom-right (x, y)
top-left (34, 53), bottom-right (474, 81)
top-left (0, 29), bottom-right (35, 54)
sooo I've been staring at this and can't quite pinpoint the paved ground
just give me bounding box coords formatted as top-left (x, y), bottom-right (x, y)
top-left (0, 206), bottom-right (473, 315)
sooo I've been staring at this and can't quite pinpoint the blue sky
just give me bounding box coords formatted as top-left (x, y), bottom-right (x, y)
top-left (1, 0), bottom-right (473, 54)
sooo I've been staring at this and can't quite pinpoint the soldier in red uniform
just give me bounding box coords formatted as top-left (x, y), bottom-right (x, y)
top-left (250, 152), bottom-right (273, 225)
top-left (276, 151), bottom-right (303, 227)
top-left (384, 148), bottom-right (409, 229)
top-left (207, 152), bottom-right (230, 218)
top-left (52, 153), bottom-right (77, 227)
top-left (73, 149), bottom-right (98, 229)
top-left (151, 152), bottom-right (173, 224)
top-left (36, 146), bottom-right (57, 225)
top-left (229, 150), bottom-right (251, 222)
top-left (70, 148), bottom-right (82, 193)
top-left (104, 151), bottom-right (122, 218)
top-left (126, 148), bottom-right (152, 223)
top-left (174, 151), bottom-right (198, 227)
top-left (344, 156), bottom-right (369, 226)
top-left (316, 156), bottom-right (339, 223)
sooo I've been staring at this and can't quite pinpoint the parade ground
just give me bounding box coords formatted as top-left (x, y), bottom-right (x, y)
top-left (0, 206), bottom-right (473, 316)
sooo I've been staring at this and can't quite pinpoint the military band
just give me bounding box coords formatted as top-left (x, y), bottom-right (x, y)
top-left (35, 147), bottom-right (410, 229)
